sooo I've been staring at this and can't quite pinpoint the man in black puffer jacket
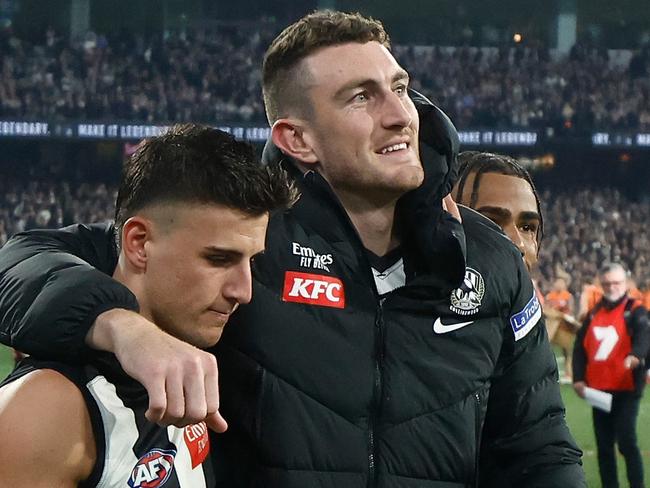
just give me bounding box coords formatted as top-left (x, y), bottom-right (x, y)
top-left (0, 10), bottom-right (584, 488)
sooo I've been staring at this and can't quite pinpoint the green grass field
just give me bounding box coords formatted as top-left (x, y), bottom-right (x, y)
top-left (562, 380), bottom-right (650, 487)
top-left (0, 344), bottom-right (12, 380)
top-left (0, 344), bottom-right (648, 486)
top-left (560, 369), bottom-right (650, 487)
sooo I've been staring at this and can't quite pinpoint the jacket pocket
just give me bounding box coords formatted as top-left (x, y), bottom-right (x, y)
top-left (470, 386), bottom-right (489, 488)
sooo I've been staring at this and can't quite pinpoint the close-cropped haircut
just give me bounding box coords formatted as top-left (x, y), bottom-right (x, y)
top-left (262, 10), bottom-right (390, 124)
top-left (455, 151), bottom-right (544, 250)
top-left (114, 124), bottom-right (298, 235)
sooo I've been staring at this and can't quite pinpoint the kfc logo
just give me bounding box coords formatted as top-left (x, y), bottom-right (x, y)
top-left (282, 271), bottom-right (345, 309)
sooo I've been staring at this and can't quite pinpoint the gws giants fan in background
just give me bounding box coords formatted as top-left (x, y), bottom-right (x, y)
top-left (573, 262), bottom-right (650, 488)
top-left (0, 124), bottom-right (297, 487)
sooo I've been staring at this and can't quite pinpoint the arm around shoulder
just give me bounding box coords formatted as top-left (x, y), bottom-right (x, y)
top-left (0, 223), bottom-right (138, 360)
top-left (0, 369), bottom-right (97, 487)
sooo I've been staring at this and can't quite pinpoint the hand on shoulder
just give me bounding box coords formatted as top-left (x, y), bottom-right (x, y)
top-left (88, 309), bottom-right (227, 432)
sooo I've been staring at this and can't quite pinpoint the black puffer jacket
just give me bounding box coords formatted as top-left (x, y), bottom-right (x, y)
top-left (210, 164), bottom-right (583, 487)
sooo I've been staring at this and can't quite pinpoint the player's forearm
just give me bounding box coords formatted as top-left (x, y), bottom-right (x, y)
top-left (86, 308), bottom-right (145, 352)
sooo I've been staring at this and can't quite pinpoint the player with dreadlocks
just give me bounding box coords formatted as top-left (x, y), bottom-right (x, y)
top-left (453, 150), bottom-right (581, 381)
top-left (454, 150), bottom-right (544, 269)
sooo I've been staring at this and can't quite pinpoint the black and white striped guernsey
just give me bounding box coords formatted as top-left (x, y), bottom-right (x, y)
top-left (1, 357), bottom-right (215, 488)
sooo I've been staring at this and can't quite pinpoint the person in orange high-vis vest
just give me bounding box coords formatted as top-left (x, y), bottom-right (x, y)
top-left (546, 277), bottom-right (574, 315)
top-left (545, 277), bottom-right (580, 381)
top-left (642, 281), bottom-right (650, 310)
top-left (573, 262), bottom-right (650, 488)
top-left (578, 276), bottom-right (603, 321)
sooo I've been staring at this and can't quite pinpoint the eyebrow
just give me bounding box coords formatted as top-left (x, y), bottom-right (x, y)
top-left (202, 247), bottom-right (244, 258)
top-left (518, 211), bottom-right (541, 221)
top-left (476, 206), bottom-right (540, 222)
top-left (203, 246), bottom-right (266, 258)
top-left (333, 69), bottom-right (410, 100)
top-left (475, 206), bottom-right (511, 219)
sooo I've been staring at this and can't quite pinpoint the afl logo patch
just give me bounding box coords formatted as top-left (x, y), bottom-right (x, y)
top-left (128, 448), bottom-right (176, 487)
top-left (449, 267), bottom-right (485, 316)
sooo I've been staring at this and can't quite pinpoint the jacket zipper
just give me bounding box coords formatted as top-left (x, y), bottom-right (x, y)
top-left (472, 392), bottom-right (482, 488)
top-left (368, 302), bottom-right (385, 488)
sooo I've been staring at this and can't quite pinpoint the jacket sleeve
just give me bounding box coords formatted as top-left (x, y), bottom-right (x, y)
top-left (571, 318), bottom-right (590, 382)
top-left (629, 306), bottom-right (650, 361)
top-left (0, 224), bottom-right (138, 362)
top-left (479, 255), bottom-right (586, 487)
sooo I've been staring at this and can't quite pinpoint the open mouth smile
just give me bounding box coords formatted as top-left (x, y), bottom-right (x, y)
top-left (379, 142), bottom-right (409, 154)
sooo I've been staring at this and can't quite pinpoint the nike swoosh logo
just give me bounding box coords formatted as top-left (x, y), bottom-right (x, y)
top-left (433, 317), bottom-right (474, 334)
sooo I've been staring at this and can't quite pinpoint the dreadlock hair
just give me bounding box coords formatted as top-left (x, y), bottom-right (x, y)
top-left (455, 151), bottom-right (544, 250)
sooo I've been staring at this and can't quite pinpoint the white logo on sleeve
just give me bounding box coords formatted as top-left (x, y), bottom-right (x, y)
top-left (433, 317), bottom-right (475, 334)
top-left (509, 292), bottom-right (542, 341)
top-left (449, 267), bottom-right (485, 316)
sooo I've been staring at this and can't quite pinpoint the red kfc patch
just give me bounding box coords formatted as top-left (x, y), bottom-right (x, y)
top-left (282, 271), bottom-right (345, 309)
top-left (183, 422), bottom-right (210, 469)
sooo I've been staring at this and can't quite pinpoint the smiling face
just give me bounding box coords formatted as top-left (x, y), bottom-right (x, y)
top-left (296, 41), bottom-right (423, 205)
top-left (456, 171), bottom-right (541, 270)
top-left (136, 204), bottom-right (268, 348)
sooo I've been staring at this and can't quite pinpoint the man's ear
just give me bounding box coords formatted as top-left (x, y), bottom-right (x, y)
top-left (271, 119), bottom-right (318, 165)
top-left (120, 216), bottom-right (151, 271)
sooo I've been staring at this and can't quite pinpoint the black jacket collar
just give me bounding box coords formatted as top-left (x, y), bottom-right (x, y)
top-left (278, 158), bottom-right (466, 293)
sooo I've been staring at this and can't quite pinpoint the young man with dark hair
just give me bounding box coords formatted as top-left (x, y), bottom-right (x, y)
top-left (0, 124), bottom-right (296, 487)
top-left (454, 151), bottom-right (543, 271)
top-left (573, 262), bottom-right (649, 488)
top-left (0, 11), bottom-right (584, 487)
top-left (453, 151), bottom-right (581, 383)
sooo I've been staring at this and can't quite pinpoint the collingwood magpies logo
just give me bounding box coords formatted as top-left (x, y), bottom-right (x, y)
top-left (449, 267), bottom-right (485, 315)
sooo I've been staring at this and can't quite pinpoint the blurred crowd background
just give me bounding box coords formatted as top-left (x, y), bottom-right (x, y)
top-left (3, 25), bottom-right (650, 132)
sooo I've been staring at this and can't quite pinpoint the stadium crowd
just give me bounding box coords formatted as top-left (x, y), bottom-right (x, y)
top-left (0, 177), bottom-right (648, 303)
top-left (537, 187), bottom-right (650, 307)
top-left (2, 25), bottom-right (650, 131)
top-left (0, 178), bottom-right (115, 246)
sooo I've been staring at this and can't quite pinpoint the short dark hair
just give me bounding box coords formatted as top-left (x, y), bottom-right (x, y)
top-left (455, 151), bottom-right (544, 250)
top-left (115, 124), bottom-right (298, 234)
top-left (262, 10), bottom-right (390, 123)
